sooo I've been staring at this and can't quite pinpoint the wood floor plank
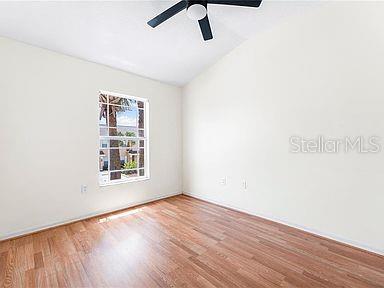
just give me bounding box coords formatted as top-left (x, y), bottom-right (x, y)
top-left (1, 195), bottom-right (383, 287)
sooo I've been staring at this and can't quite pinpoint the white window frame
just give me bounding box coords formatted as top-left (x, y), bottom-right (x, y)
top-left (98, 90), bottom-right (150, 186)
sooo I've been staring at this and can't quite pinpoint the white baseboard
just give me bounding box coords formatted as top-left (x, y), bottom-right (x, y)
top-left (183, 192), bottom-right (384, 257)
top-left (0, 191), bottom-right (182, 241)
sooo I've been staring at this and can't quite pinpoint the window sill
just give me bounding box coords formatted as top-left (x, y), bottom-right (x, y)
top-left (99, 176), bottom-right (150, 187)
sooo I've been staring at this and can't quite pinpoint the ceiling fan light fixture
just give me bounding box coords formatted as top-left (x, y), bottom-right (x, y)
top-left (186, 4), bottom-right (207, 21)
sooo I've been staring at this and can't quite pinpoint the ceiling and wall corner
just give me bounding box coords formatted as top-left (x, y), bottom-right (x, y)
top-left (0, 0), bottom-right (322, 86)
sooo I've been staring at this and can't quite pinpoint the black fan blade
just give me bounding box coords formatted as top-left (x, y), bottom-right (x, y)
top-left (147, 1), bottom-right (187, 28)
top-left (198, 16), bottom-right (213, 41)
top-left (207, 0), bottom-right (262, 8)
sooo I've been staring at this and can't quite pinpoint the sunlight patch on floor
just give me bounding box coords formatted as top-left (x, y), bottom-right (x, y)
top-left (98, 208), bottom-right (143, 223)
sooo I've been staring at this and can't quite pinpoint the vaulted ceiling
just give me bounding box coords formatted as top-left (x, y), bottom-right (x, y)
top-left (0, 1), bottom-right (320, 86)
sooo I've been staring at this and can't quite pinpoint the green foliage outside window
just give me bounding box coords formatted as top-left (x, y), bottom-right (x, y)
top-left (123, 161), bottom-right (137, 170)
top-left (117, 131), bottom-right (136, 137)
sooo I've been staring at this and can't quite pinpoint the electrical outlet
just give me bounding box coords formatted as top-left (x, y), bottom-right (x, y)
top-left (220, 177), bottom-right (227, 186)
top-left (81, 185), bottom-right (87, 194)
top-left (242, 180), bottom-right (247, 190)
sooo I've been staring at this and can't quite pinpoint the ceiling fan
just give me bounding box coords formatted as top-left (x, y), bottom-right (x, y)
top-left (147, 0), bottom-right (262, 41)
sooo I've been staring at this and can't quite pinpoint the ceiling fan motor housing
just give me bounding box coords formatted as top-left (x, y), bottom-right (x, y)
top-left (186, 0), bottom-right (208, 20)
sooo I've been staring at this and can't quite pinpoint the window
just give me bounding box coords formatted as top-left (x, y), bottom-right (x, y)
top-left (98, 91), bottom-right (149, 186)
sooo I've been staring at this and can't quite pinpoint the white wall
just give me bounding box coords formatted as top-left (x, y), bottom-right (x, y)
top-left (182, 2), bottom-right (384, 254)
top-left (0, 37), bottom-right (182, 239)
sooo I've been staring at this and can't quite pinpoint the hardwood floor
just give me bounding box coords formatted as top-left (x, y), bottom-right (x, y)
top-left (1, 195), bottom-right (383, 288)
